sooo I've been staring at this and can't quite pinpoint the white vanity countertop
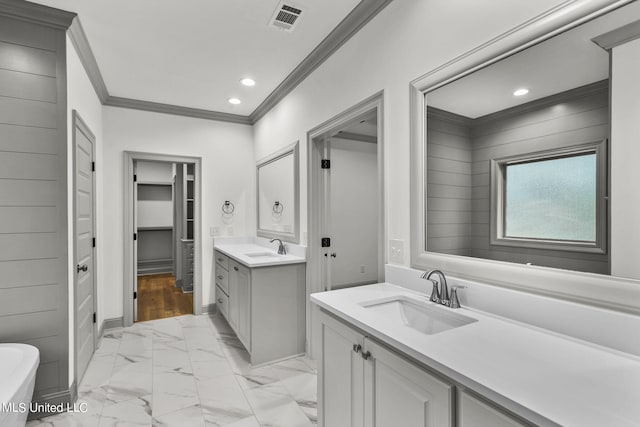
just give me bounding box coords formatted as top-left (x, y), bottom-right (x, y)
top-left (311, 283), bottom-right (640, 427)
top-left (214, 243), bottom-right (306, 268)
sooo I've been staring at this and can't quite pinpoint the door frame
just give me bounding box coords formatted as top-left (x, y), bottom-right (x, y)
top-left (306, 91), bottom-right (385, 352)
top-left (123, 151), bottom-right (203, 326)
top-left (72, 110), bottom-right (98, 384)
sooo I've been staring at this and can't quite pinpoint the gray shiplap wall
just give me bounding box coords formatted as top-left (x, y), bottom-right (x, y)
top-left (0, 10), bottom-right (71, 400)
top-left (427, 82), bottom-right (609, 274)
top-left (426, 108), bottom-right (473, 256)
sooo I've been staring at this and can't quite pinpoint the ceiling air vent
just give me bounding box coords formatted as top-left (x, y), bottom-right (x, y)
top-left (270, 2), bottom-right (303, 31)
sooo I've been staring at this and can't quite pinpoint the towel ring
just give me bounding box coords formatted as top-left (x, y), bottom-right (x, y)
top-left (222, 201), bottom-right (235, 215)
top-left (273, 201), bottom-right (284, 214)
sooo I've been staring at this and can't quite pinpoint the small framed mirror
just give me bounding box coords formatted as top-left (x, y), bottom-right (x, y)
top-left (256, 141), bottom-right (300, 243)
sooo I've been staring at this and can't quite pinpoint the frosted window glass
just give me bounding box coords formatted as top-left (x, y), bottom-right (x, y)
top-left (505, 153), bottom-right (596, 242)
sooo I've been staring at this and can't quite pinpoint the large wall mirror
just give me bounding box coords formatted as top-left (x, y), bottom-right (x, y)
top-left (257, 142), bottom-right (300, 243)
top-left (410, 0), bottom-right (640, 313)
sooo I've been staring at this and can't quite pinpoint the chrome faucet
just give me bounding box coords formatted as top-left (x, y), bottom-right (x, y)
top-left (270, 238), bottom-right (286, 255)
top-left (420, 269), bottom-right (464, 308)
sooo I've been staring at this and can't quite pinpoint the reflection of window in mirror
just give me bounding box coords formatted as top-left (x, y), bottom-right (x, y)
top-left (490, 140), bottom-right (606, 254)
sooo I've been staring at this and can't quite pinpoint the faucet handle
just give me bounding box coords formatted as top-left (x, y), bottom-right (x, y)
top-left (428, 279), bottom-right (440, 303)
top-left (449, 286), bottom-right (466, 309)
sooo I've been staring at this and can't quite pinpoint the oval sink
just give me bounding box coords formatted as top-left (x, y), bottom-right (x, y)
top-left (245, 251), bottom-right (281, 258)
top-left (360, 295), bottom-right (477, 335)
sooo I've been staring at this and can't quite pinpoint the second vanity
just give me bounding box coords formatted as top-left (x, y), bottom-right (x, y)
top-left (311, 283), bottom-right (640, 427)
top-left (214, 239), bottom-right (306, 365)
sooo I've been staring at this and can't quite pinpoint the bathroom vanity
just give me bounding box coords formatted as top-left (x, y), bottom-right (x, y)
top-left (215, 241), bottom-right (306, 365)
top-left (312, 283), bottom-right (640, 427)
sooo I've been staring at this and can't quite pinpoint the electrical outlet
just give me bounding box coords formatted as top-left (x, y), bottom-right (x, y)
top-left (389, 239), bottom-right (404, 264)
top-left (210, 227), bottom-right (220, 237)
top-left (227, 226), bottom-right (234, 235)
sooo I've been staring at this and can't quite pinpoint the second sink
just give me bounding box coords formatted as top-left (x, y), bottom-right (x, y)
top-left (360, 295), bottom-right (477, 335)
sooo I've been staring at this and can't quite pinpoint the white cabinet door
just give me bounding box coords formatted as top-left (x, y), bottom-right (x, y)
top-left (228, 262), bottom-right (240, 330)
top-left (363, 339), bottom-right (453, 427)
top-left (236, 263), bottom-right (251, 350)
top-left (318, 312), bottom-right (365, 427)
top-left (458, 390), bottom-right (530, 427)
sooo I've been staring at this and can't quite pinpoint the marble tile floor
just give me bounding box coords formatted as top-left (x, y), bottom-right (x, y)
top-left (27, 314), bottom-right (317, 427)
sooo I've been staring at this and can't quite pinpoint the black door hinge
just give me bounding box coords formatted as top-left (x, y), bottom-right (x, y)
top-left (321, 237), bottom-right (331, 247)
top-left (93, 312), bottom-right (96, 323)
top-left (91, 161), bottom-right (95, 172)
top-left (133, 174), bottom-right (137, 182)
top-left (92, 237), bottom-right (96, 247)
top-left (133, 233), bottom-right (137, 241)
top-left (321, 159), bottom-right (330, 169)
top-left (133, 291), bottom-right (137, 299)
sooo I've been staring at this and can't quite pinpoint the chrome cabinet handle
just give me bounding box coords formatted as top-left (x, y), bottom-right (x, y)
top-left (234, 266), bottom-right (239, 271)
top-left (217, 275), bottom-right (223, 280)
top-left (361, 351), bottom-right (371, 360)
top-left (352, 344), bottom-right (362, 353)
top-left (330, 253), bottom-right (337, 258)
top-left (76, 264), bottom-right (88, 273)
top-left (218, 298), bottom-right (223, 303)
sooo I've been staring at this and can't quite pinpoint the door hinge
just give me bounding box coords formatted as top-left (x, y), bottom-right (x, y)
top-left (321, 159), bottom-right (330, 169)
top-left (321, 237), bottom-right (331, 247)
top-left (93, 312), bottom-right (96, 324)
top-left (133, 233), bottom-right (137, 241)
top-left (92, 237), bottom-right (96, 247)
top-left (133, 291), bottom-right (137, 299)
top-left (133, 174), bottom-right (137, 182)
top-left (91, 161), bottom-right (95, 172)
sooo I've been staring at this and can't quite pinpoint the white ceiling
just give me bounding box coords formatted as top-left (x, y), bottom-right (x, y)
top-left (32, 0), bottom-right (361, 116)
top-left (427, 2), bottom-right (640, 119)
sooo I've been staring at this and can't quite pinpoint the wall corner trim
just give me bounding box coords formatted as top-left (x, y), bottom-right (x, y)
top-left (0, 0), bottom-right (75, 29)
top-left (592, 19), bottom-right (640, 49)
top-left (68, 17), bottom-right (109, 103)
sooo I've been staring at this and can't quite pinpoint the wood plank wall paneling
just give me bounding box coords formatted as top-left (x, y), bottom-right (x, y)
top-left (426, 82), bottom-right (609, 274)
top-left (426, 109), bottom-right (473, 256)
top-left (0, 11), bottom-right (68, 400)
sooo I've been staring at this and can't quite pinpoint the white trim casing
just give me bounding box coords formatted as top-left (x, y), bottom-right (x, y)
top-left (409, 0), bottom-right (640, 315)
top-left (123, 152), bottom-right (203, 327)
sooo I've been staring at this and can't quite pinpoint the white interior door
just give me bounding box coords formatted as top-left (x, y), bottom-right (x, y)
top-left (74, 114), bottom-right (96, 383)
top-left (133, 162), bottom-right (139, 321)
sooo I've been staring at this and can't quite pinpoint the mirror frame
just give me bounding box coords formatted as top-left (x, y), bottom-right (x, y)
top-left (256, 141), bottom-right (300, 243)
top-left (409, 0), bottom-right (640, 315)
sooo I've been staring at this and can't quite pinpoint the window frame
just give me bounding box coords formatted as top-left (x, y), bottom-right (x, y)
top-left (490, 140), bottom-right (607, 254)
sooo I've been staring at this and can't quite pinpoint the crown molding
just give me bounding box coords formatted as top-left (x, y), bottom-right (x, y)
top-left (104, 96), bottom-right (252, 125)
top-left (0, 0), bottom-right (75, 29)
top-left (592, 19), bottom-right (640, 49)
top-left (249, 0), bottom-right (394, 123)
top-left (67, 0), bottom-right (394, 125)
top-left (68, 17), bottom-right (109, 103)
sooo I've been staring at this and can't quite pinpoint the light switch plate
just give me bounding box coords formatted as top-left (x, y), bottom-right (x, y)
top-left (389, 239), bottom-right (404, 264)
top-left (211, 227), bottom-right (220, 237)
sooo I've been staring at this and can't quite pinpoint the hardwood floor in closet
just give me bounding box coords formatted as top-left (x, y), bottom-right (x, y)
top-left (137, 273), bottom-right (193, 322)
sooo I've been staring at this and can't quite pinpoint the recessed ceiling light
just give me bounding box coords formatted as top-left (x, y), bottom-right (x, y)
top-left (228, 98), bottom-right (241, 105)
top-left (241, 78), bottom-right (256, 87)
top-left (513, 88), bottom-right (529, 97)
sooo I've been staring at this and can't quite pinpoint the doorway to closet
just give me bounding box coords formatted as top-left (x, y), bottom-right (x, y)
top-left (123, 152), bottom-right (202, 327)
top-left (134, 160), bottom-right (195, 322)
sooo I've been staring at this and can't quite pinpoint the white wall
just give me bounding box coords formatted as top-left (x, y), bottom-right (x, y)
top-left (66, 35), bottom-right (104, 386)
top-left (611, 37), bottom-right (640, 279)
top-left (253, 0), bottom-right (569, 266)
top-left (330, 138), bottom-right (378, 286)
top-left (103, 106), bottom-right (254, 319)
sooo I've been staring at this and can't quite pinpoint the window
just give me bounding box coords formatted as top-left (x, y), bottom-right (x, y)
top-left (490, 141), bottom-right (606, 253)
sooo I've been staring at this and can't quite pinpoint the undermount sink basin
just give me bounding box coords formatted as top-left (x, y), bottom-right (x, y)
top-left (245, 251), bottom-right (281, 258)
top-left (360, 296), bottom-right (477, 335)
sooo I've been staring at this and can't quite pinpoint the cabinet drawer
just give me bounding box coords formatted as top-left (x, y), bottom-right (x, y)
top-left (215, 251), bottom-right (229, 271)
top-left (216, 285), bottom-right (229, 319)
top-left (215, 266), bottom-right (229, 294)
top-left (229, 260), bottom-right (249, 276)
